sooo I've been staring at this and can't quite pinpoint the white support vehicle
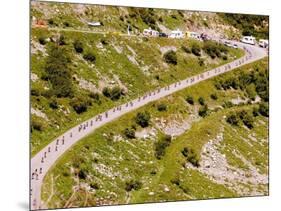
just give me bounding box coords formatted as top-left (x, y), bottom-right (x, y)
top-left (186, 31), bottom-right (201, 40)
top-left (240, 36), bottom-right (256, 45)
top-left (143, 28), bottom-right (159, 37)
top-left (169, 29), bottom-right (184, 39)
top-left (87, 21), bottom-right (101, 27)
top-left (259, 39), bottom-right (269, 48)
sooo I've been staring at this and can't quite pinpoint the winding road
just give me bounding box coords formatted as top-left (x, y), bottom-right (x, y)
top-left (30, 37), bottom-right (267, 210)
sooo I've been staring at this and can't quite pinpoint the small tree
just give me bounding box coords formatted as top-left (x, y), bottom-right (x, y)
top-left (73, 40), bottom-right (84, 53)
top-left (191, 43), bottom-right (201, 56)
top-left (123, 127), bottom-right (136, 139)
top-left (157, 103), bottom-right (167, 111)
top-left (38, 36), bottom-right (47, 45)
top-left (49, 98), bottom-right (58, 109)
top-left (83, 52), bottom-right (96, 63)
top-left (182, 46), bottom-right (191, 54)
top-left (226, 113), bottom-right (239, 126)
top-left (125, 180), bottom-right (142, 192)
top-left (136, 111), bottom-right (151, 127)
top-left (259, 102), bottom-right (269, 117)
top-left (70, 97), bottom-right (91, 114)
top-left (163, 50), bottom-right (177, 65)
top-left (198, 97), bottom-right (205, 105)
top-left (186, 96), bottom-right (194, 105)
top-left (198, 105), bottom-right (208, 117)
top-left (210, 93), bottom-right (218, 100)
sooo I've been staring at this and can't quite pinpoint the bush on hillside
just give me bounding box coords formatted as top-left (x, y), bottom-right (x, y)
top-left (259, 102), bottom-right (269, 117)
top-left (123, 127), bottom-right (136, 139)
top-left (155, 135), bottom-right (172, 159)
top-left (73, 40), bottom-right (84, 53)
top-left (102, 86), bottom-right (123, 101)
top-left (198, 97), bottom-right (205, 105)
top-left (163, 50), bottom-right (177, 65)
top-left (181, 147), bottom-right (200, 167)
top-left (186, 96), bottom-right (194, 105)
top-left (157, 103), bottom-right (167, 111)
top-left (191, 43), bottom-right (201, 56)
top-left (70, 97), bottom-right (91, 114)
top-left (125, 180), bottom-right (142, 192)
top-left (226, 113), bottom-right (239, 126)
top-left (83, 52), bottom-right (96, 63)
top-left (198, 105), bottom-right (208, 117)
top-left (38, 36), bottom-right (47, 45)
top-left (45, 44), bottom-right (73, 98)
top-left (135, 111), bottom-right (151, 128)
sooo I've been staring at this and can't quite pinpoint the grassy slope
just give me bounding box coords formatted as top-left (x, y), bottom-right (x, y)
top-left (41, 58), bottom-right (268, 208)
top-left (31, 25), bottom-right (243, 156)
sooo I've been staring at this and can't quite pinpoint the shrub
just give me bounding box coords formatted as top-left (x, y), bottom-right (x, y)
top-left (125, 180), bottom-right (142, 191)
top-left (58, 35), bottom-right (66, 45)
top-left (78, 168), bottom-right (87, 180)
top-left (203, 41), bottom-right (228, 59)
top-left (223, 101), bottom-right (234, 108)
top-left (90, 182), bottom-right (99, 190)
top-left (31, 88), bottom-right (41, 96)
top-left (45, 44), bottom-right (73, 98)
top-left (83, 52), bottom-right (96, 63)
top-left (157, 103), bottom-right (167, 111)
top-left (31, 119), bottom-right (43, 131)
top-left (198, 58), bottom-right (205, 66)
top-left (198, 105), bottom-right (208, 117)
top-left (63, 21), bottom-right (70, 27)
top-left (170, 177), bottom-right (180, 186)
top-left (186, 96), bottom-right (194, 105)
top-left (252, 106), bottom-right (259, 117)
top-left (102, 87), bottom-right (111, 98)
top-left (38, 36), bottom-right (47, 45)
top-left (70, 97), bottom-right (91, 114)
top-left (198, 97), bottom-right (205, 105)
top-left (136, 111), bottom-right (151, 127)
top-left (259, 102), bottom-right (269, 117)
top-left (210, 93), bottom-right (218, 100)
top-left (100, 38), bottom-right (108, 45)
top-left (89, 92), bottom-right (101, 104)
top-left (110, 86), bottom-right (123, 101)
top-left (163, 50), bottom-right (177, 65)
top-left (222, 55), bottom-right (228, 60)
top-left (49, 98), bottom-right (58, 109)
top-left (48, 19), bottom-right (54, 25)
top-left (181, 147), bottom-right (200, 167)
top-left (182, 46), bottom-right (191, 54)
top-left (102, 86), bottom-right (123, 101)
top-left (123, 127), bottom-right (136, 139)
top-left (238, 110), bottom-right (254, 129)
top-left (246, 84), bottom-right (257, 100)
top-left (73, 40), bottom-right (83, 53)
top-left (191, 43), bottom-right (201, 56)
top-left (226, 113), bottom-right (239, 126)
top-left (155, 135), bottom-right (172, 159)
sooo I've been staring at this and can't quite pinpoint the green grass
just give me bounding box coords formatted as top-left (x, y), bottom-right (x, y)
top-left (31, 26), bottom-right (244, 156)
top-left (41, 58), bottom-right (268, 208)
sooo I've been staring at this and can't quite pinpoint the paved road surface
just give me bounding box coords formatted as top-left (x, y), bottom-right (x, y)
top-left (30, 38), bottom-right (267, 210)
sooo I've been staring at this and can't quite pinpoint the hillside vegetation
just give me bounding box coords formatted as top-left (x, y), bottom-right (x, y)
top-left (41, 58), bottom-right (268, 208)
top-left (31, 3), bottom-right (245, 155)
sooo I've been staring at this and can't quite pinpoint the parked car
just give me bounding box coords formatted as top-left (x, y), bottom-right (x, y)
top-left (240, 36), bottom-right (256, 45)
top-left (169, 29), bottom-right (184, 39)
top-left (159, 32), bottom-right (168, 37)
top-left (143, 28), bottom-right (159, 37)
top-left (259, 39), bottom-right (269, 48)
